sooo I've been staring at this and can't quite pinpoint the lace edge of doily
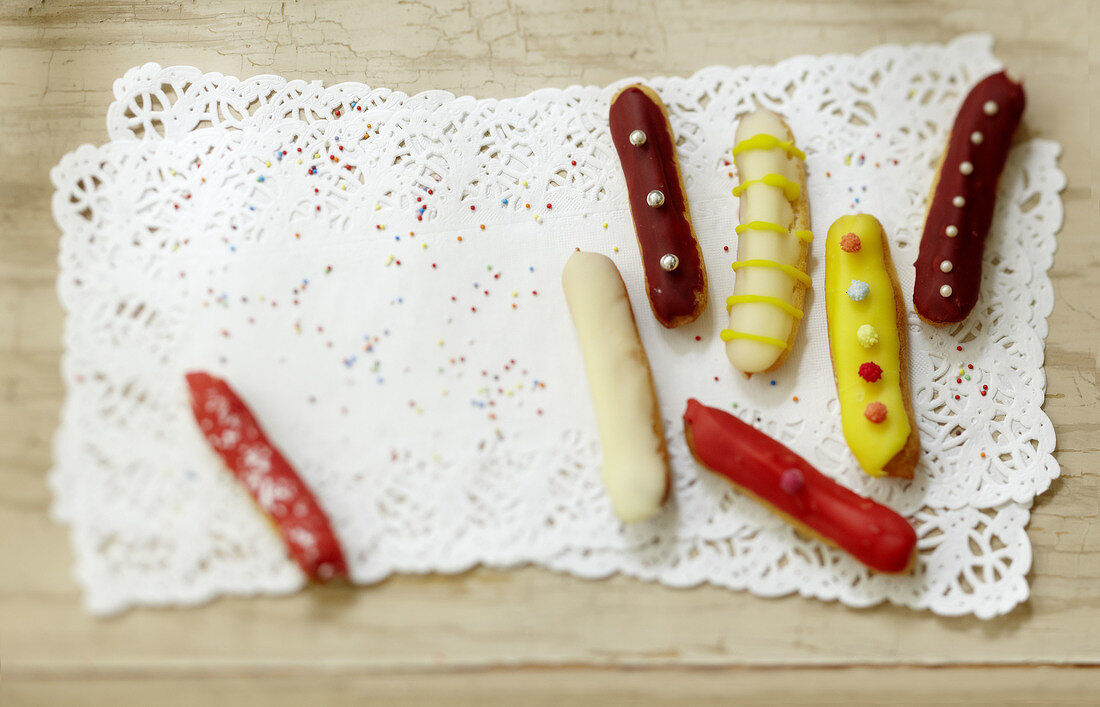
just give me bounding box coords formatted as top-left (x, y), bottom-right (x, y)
top-left (67, 502), bottom-right (1034, 620)
top-left (96, 32), bottom-right (996, 143)
top-left (1011, 138), bottom-right (1065, 506)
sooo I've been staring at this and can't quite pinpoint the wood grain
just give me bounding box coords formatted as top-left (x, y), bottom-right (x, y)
top-left (5, 667), bottom-right (1100, 706)
top-left (1, 0), bottom-right (1097, 703)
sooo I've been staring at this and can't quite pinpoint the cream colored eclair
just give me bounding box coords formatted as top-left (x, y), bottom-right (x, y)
top-left (721, 110), bottom-right (813, 376)
top-left (562, 251), bottom-right (670, 522)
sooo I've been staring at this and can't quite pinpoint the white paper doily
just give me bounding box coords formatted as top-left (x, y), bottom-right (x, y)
top-left (50, 33), bottom-right (1062, 617)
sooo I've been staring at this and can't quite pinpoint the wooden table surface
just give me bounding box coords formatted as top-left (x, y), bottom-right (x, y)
top-left (2, 1), bottom-right (1097, 704)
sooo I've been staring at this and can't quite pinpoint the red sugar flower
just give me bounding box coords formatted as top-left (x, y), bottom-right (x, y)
top-left (858, 361), bottom-right (883, 382)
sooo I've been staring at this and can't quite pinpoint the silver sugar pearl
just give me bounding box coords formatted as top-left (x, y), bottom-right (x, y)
top-left (646, 189), bottom-right (665, 207)
top-left (959, 161), bottom-right (974, 175)
top-left (970, 131), bottom-right (984, 144)
top-left (945, 225), bottom-right (958, 237)
top-left (659, 253), bottom-right (679, 271)
top-left (983, 100), bottom-right (998, 116)
top-left (940, 260), bottom-right (954, 273)
top-left (629, 129), bottom-right (647, 146)
top-left (940, 284), bottom-right (953, 297)
top-left (953, 195), bottom-right (966, 207)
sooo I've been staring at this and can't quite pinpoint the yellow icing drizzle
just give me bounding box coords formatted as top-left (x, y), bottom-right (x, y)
top-left (726, 294), bottom-right (804, 319)
top-left (731, 259), bottom-right (812, 287)
top-left (735, 220), bottom-right (787, 235)
top-left (731, 134), bottom-right (807, 161)
top-left (719, 329), bottom-right (789, 349)
top-left (734, 221), bottom-right (814, 243)
top-left (824, 214), bottom-right (911, 477)
top-left (731, 173), bottom-right (801, 202)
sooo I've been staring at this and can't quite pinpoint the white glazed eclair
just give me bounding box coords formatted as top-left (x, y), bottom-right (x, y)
top-left (562, 251), bottom-right (670, 522)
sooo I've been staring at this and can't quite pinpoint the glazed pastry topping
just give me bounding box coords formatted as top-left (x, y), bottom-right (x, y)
top-left (719, 328), bottom-right (789, 349)
top-left (846, 280), bottom-right (870, 302)
top-left (778, 468), bottom-right (805, 494)
top-left (858, 361), bottom-right (884, 382)
top-left (185, 372), bottom-right (348, 581)
top-left (726, 294), bottom-right (804, 319)
top-left (730, 259), bottom-right (812, 286)
top-left (734, 221), bottom-right (814, 243)
top-left (722, 109), bottom-right (813, 374)
top-left (562, 251), bottom-right (669, 522)
top-left (731, 173), bottom-right (802, 202)
top-left (825, 214), bottom-right (918, 478)
top-left (609, 84), bottom-right (708, 328)
top-left (683, 399), bottom-right (917, 574)
top-left (864, 401), bottom-right (888, 424)
top-left (856, 324), bottom-right (879, 348)
top-left (913, 71), bottom-right (1025, 324)
top-left (732, 133), bottom-right (806, 161)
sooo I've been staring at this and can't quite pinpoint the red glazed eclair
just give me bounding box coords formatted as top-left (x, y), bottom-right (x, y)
top-left (186, 372), bottom-right (348, 581)
top-left (683, 399), bottom-right (917, 574)
top-left (609, 84), bottom-right (708, 328)
top-left (913, 71), bottom-right (1025, 324)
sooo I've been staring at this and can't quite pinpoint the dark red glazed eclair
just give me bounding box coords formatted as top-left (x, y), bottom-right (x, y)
top-left (186, 372), bottom-right (348, 581)
top-left (913, 71), bottom-right (1025, 324)
top-left (683, 399), bottom-right (917, 574)
top-left (609, 84), bottom-right (708, 328)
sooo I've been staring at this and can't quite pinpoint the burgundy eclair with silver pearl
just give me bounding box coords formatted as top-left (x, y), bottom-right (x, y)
top-left (913, 71), bottom-right (1025, 325)
top-left (609, 84), bottom-right (707, 328)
